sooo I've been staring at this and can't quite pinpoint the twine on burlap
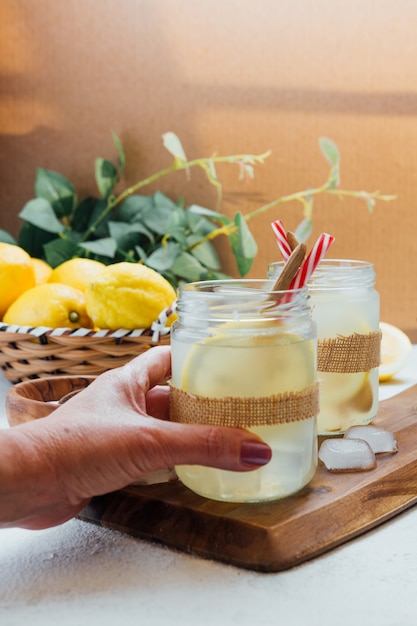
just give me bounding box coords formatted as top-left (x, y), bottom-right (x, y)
top-left (169, 382), bottom-right (319, 428)
top-left (317, 330), bottom-right (381, 374)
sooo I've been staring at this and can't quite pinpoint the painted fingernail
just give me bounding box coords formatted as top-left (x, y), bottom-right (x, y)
top-left (240, 440), bottom-right (272, 467)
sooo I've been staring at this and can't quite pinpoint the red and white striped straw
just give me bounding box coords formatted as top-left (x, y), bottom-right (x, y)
top-left (289, 232), bottom-right (335, 290)
top-left (271, 220), bottom-right (292, 260)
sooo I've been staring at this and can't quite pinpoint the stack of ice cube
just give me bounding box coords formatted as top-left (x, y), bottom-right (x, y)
top-left (319, 425), bottom-right (397, 472)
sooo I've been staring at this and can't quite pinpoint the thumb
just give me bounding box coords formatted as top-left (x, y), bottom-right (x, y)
top-left (147, 419), bottom-right (272, 472)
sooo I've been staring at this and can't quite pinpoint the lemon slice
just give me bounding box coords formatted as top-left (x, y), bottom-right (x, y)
top-left (319, 370), bottom-right (369, 407)
top-left (379, 322), bottom-right (412, 381)
top-left (182, 325), bottom-right (315, 398)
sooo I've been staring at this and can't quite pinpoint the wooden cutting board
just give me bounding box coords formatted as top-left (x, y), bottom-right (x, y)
top-left (79, 384), bottom-right (417, 572)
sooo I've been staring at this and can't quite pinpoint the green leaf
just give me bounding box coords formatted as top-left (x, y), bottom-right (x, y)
top-left (108, 221), bottom-right (154, 249)
top-left (167, 206), bottom-right (187, 230)
top-left (188, 204), bottom-right (231, 226)
top-left (112, 132), bottom-right (126, 176)
top-left (319, 138), bottom-right (340, 167)
top-left (142, 193), bottom-right (177, 235)
top-left (118, 195), bottom-right (153, 223)
top-left (328, 166), bottom-right (340, 189)
top-left (34, 168), bottom-right (76, 218)
top-left (171, 251), bottom-right (207, 282)
top-left (78, 237), bottom-right (118, 258)
top-left (0, 229), bottom-right (17, 244)
top-left (43, 238), bottom-right (81, 267)
top-left (294, 219), bottom-right (313, 243)
top-left (95, 158), bottom-right (118, 199)
top-left (154, 191), bottom-right (178, 211)
top-left (166, 207), bottom-right (188, 247)
top-left (186, 207), bottom-right (218, 235)
top-left (329, 167), bottom-right (340, 189)
top-left (71, 196), bottom-right (96, 233)
top-left (186, 234), bottom-right (221, 270)
top-left (146, 242), bottom-right (180, 272)
top-left (229, 235), bottom-right (254, 276)
top-left (162, 132), bottom-right (187, 163)
top-left (17, 222), bottom-right (56, 258)
top-left (110, 221), bottom-right (154, 241)
top-left (19, 198), bottom-right (65, 234)
top-left (108, 221), bottom-right (134, 245)
top-left (228, 212), bottom-right (257, 276)
top-left (319, 137), bottom-right (340, 189)
top-left (234, 212), bottom-right (257, 259)
top-left (86, 199), bottom-right (115, 238)
top-left (135, 245), bottom-right (148, 262)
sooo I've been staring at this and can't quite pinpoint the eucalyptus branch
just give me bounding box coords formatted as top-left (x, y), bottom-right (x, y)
top-left (81, 150), bottom-right (270, 242)
top-left (118, 152), bottom-right (270, 202)
top-left (187, 180), bottom-right (396, 251)
top-left (245, 186), bottom-right (396, 222)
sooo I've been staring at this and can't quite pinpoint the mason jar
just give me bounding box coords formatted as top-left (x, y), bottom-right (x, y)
top-left (170, 279), bottom-right (318, 503)
top-left (267, 260), bottom-right (381, 436)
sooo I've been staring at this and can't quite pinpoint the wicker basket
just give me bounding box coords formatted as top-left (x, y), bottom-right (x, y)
top-left (0, 306), bottom-right (173, 384)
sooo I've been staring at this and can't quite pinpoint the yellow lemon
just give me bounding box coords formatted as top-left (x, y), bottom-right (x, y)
top-left (85, 262), bottom-right (177, 330)
top-left (3, 283), bottom-right (93, 329)
top-left (31, 258), bottom-right (53, 284)
top-left (379, 322), bottom-right (412, 381)
top-left (0, 242), bottom-right (36, 319)
top-left (48, 258), bottom-right (105, 293)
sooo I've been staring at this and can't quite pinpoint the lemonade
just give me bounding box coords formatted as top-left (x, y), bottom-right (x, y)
top-left (268, 260), bottom-right (380, 435)
top-left (170, 280), bottom-right (318, 503)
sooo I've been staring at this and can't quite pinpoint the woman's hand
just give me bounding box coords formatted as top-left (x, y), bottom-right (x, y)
top-left (0, 347), bottom-right (271, 530)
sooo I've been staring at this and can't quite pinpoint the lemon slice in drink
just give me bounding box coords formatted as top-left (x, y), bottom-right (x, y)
top-left (182, 324), bottom-right (315, 398)
top-left (319, 371), bottom-right (369, 407)
top-left (379, 322), bottom-right (412, 381)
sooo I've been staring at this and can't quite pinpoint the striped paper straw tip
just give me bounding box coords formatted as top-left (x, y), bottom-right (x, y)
top-left (271, 220), bottom-right (292, 260)
top-left (290, 233), bottom-right (335, 289)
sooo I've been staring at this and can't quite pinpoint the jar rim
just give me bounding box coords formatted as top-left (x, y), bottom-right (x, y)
top-left (180, 278), bottom-right (308, 298)
top-left (176, 279), bottom-right (313, 326)
top-left (268, 258), bottom-right (374, 271)
top-left (267, 259), bottom-right (376, 291)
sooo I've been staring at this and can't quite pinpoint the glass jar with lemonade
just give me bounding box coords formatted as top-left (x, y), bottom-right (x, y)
top-left (268, 260), bottom-right (381, 435)
top-left (170, 279), bottom-right (319, 503)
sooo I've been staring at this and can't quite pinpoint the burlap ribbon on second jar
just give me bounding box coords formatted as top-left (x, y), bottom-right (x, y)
top-left (317, 330), bottom-right (381, 374)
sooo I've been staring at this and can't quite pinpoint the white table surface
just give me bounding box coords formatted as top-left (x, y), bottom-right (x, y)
top-left (0, 348), bottom-right (416, 626)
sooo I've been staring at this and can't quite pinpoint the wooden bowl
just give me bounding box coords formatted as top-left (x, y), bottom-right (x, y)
top-left (5, 373), bottom-right (178, 487)
top-left (6, 375), bottom-right (96, 426)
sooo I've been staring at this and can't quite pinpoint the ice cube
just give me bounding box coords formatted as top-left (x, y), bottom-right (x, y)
top-left (344, 425), bottom-right (398, 454)
top-left (318, 438), bottom-right (376, 472)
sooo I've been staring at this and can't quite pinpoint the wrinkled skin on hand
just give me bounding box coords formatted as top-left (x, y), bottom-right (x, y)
top-left (0, 347), bottom-right (271, 529)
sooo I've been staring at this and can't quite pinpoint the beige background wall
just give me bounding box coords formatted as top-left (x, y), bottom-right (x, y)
top-left (1, 0), bottom-right (416, 333)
